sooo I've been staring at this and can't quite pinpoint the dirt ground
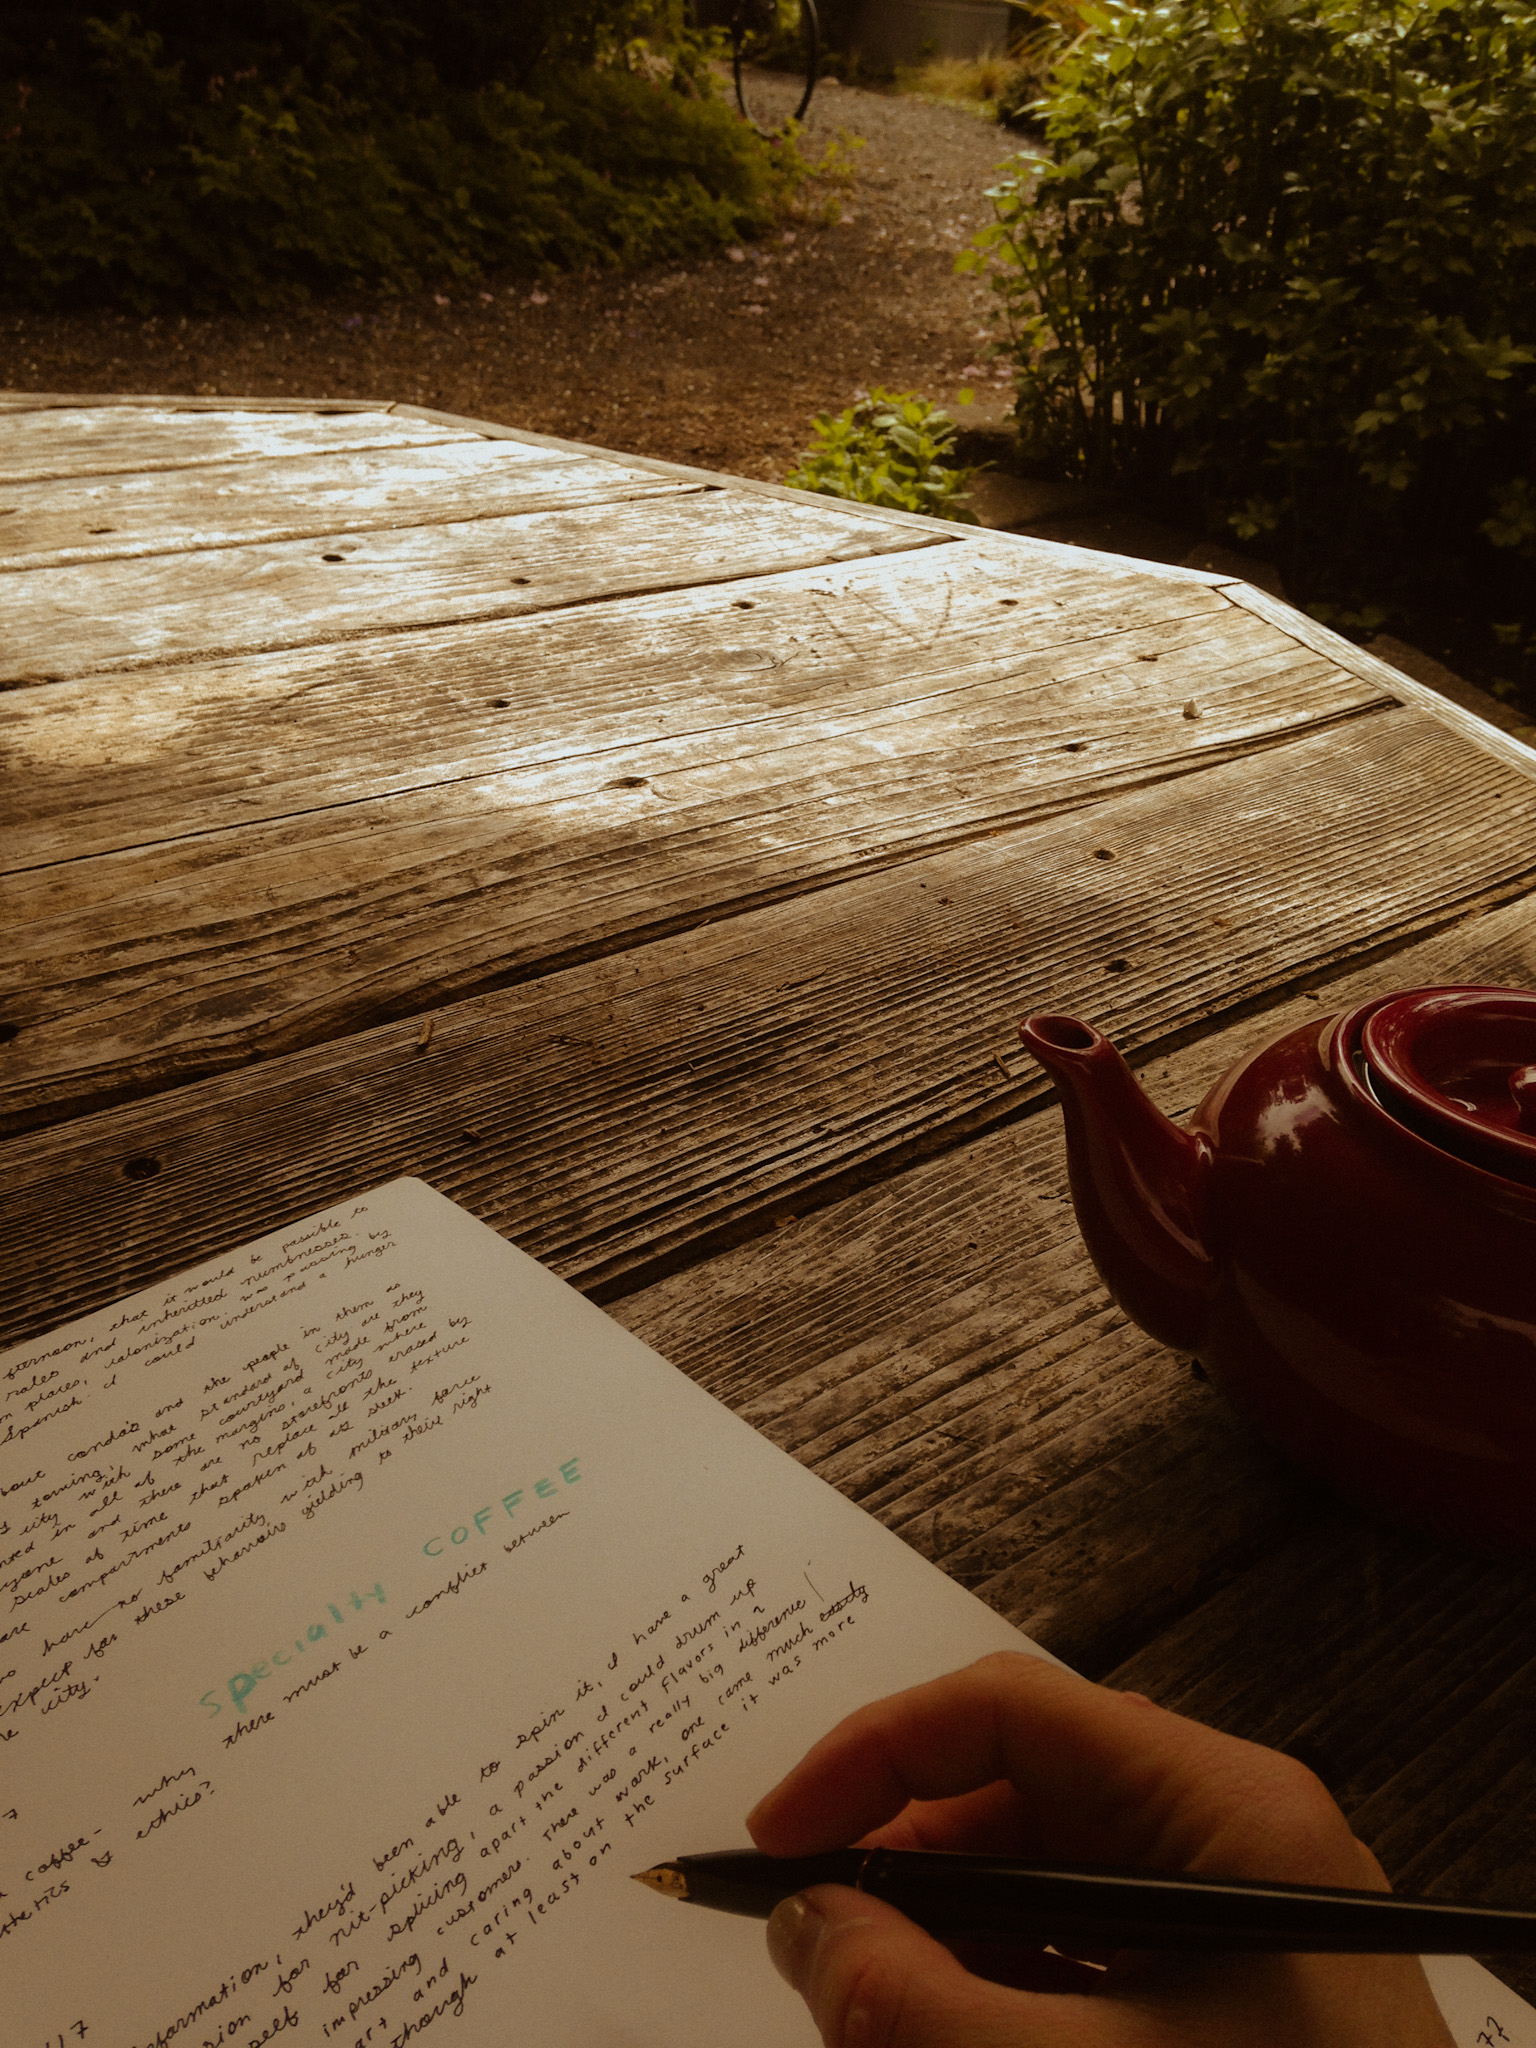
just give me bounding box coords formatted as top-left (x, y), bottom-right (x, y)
top-left (0, 76), bottom-right (1019, 478)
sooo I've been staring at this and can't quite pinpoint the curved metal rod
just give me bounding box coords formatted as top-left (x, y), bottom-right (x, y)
top-left (732, 0), bottom-right (820, 136)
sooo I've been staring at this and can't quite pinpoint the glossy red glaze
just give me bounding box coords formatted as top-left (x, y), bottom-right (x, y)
top-left (1363, 987), bottom-right (1536, 1181)
top-left (1021, 989), bottom-right (1536, 1555)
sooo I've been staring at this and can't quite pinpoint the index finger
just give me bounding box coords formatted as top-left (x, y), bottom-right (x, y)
top-left (747, 1651), bottom-right (1367, 1888)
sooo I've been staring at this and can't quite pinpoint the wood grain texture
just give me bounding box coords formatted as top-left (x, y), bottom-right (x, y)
top-left (0, 438), bottom-right (690, 568)
top-left (6, 542), bottom-right (1335, 865)
top-left (1, 392), bottom-right (959, 561)
top-left (0, 485), bottom-right (940, 682)
top-left (0, 403), bottom-right (466, 483)
top-left (4, 708), bottom-right (1534, 1304)
top-left (4, 585), bottom-right (1406, 1129)
top-left (1224, 580), bottom-right (1536, 789)
top-left (390, 402), bottom-right (1244, 588)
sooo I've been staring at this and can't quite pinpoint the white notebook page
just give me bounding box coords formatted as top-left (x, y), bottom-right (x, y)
top-left (2, 1177), bottom-right (1528, 2047)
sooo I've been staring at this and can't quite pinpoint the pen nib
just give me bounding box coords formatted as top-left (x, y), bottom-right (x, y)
top-left (633, 1863), bottom-right (689, 1900)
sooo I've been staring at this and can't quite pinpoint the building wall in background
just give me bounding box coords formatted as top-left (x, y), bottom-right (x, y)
top-left (850, 0), bottom-right (1015, 66)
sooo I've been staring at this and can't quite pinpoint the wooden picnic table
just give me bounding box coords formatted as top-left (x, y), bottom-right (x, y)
top-left (5, 392), bottom-right (1536, 2001)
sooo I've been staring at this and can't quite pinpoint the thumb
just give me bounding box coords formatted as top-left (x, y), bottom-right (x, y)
top-left (767, 1884), bottom-right (1101, 2048)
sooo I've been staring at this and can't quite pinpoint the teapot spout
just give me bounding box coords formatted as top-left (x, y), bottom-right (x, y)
top-left (1021, 1015), bottom-right (1214, 1350)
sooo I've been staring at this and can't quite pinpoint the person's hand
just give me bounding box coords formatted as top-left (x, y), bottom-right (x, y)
top-left (746, 1651), bottom-right (1454, 2048)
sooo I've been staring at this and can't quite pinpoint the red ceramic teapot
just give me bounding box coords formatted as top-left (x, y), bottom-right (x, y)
top-left (1020, 987), bottom-right (1536, 1554)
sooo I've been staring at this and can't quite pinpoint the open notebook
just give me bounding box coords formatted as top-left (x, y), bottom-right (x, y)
top-left (4, 1178), bottom-right (1530, 2047)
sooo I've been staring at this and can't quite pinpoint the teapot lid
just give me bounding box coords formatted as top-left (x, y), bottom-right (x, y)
top-left (1358, 985), bottom-right (1536, 1182)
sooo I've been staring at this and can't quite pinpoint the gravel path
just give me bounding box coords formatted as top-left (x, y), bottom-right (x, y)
top-left (0, 78), bottom-right (1021, 479)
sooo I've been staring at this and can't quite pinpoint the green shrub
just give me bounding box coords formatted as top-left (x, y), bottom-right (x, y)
top-left (962, 0), bottom-right (1536, 623)
top-left (0, 2), bottom-right (793, 308)
top-left (785, 389), bottom-right (983, 521)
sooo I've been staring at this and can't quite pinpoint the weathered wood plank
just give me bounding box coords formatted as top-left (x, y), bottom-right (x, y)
top-left (4, 871), bottom-right (1534, 1947)
top-left (0, 487), bottom-right (942, 682)
top-left (0, 393), bottom-right (391, 412)
top-left (4, 707), bottom-right (1533, 1283)
top-left (7, 702), bottom-right (1525, 1148)
top-left (5, 544), bottom-right (1335, 865)
top-left (0, 439), bottom-right (688, 569)
top-left (1226, 580), bottom-right (1536, 790)
top-left (3, 596), bottom-right (1404, 1127)
top-left (0, 404), bottom-right (469, 483)
top-left (391, 404), bottom-right (1241, 582)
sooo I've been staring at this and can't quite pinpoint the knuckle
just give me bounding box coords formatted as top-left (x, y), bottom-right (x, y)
top-left (1270, 1749), bottom-right (1344, 1819)
top-left (1235, 1749), bottom-right (1364, 1877)
top-left (976, 1647), bottom-right (1035, 1679)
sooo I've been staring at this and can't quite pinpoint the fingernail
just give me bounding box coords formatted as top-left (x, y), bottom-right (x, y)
top-left (767, 1893), bottom-right (826, 1990)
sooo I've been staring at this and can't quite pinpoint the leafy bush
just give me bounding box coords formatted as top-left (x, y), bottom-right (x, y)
top-left (785, 389), bottom-right (983, 521)
top-left (962, 0), bottom-right (1536, 623)
top-left (0, 1), bottom-right (795, 309)
top-left (993, 8), bottom-right (1090, 130)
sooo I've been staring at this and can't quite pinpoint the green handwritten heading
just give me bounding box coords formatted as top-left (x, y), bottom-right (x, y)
top-left (422, 1457), bottom-right (581, 1557)
top-left (200, 1584), bottom-right (385, 1717)
top-left (193, 1454), bottom-right (583, 1721)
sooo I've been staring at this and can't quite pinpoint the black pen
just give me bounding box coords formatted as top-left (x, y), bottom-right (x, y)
top-left (632, 1849), bottom-right (1536, 1953)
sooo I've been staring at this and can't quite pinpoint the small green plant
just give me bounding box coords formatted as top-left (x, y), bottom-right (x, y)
top-left (777, 125), bottom-right (864, 226)
top-left (960, 0), bottom-right (1536, 629)
top-left (785, 389), bottom-right (983, 522)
